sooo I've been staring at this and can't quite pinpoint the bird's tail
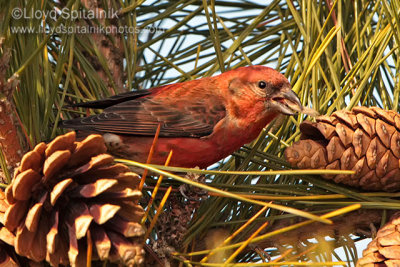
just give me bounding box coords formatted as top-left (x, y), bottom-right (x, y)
top-left (68, 90), bottom-right (151, 109)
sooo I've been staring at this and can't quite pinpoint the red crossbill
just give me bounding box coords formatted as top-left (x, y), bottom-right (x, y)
top-left (61, 65), bottom-right (302, 168)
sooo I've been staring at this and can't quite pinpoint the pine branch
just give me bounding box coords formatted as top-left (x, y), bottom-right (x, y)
top-left (80, 0), bottom-right (126, 94)
top-left (0, 46), bottom-right (24, 174)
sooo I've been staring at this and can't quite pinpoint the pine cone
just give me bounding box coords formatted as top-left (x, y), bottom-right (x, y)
top-left (151, 173), bottom-right (207, 264)
top-left (1, 132), bottom-right (145, 266)
top-left (285, 106), bottom-right (400, 191)
top-left (0, 190), bottom-right (19, 267)
top-left (357, 212), bottom-right (400, 266)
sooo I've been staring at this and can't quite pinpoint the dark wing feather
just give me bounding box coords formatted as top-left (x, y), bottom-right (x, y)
top-left (70, 90), bottom-right (152, 109)
top-left (61, 96), bottom-right (226, 138)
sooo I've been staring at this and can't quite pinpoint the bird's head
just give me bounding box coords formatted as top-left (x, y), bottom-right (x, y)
top-left (225, 65), bottom-right (302, 116)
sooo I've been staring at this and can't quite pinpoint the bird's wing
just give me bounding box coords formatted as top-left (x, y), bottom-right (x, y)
top-left (61, 95), bottom-right (226, 138)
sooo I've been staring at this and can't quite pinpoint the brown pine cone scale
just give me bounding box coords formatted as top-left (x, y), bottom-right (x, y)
top-left (285, 107), bottom-right (400, 191)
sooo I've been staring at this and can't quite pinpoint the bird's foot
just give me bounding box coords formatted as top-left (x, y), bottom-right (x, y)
top-left (103, 133), bottom-right (124, 151)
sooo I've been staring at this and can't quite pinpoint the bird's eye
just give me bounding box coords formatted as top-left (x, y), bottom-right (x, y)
top-left (258, 81), bottom-right (267, 89)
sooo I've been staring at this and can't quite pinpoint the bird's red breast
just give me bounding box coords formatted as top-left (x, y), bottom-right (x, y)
top-left (61, 65), bottom-right (302, 168)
